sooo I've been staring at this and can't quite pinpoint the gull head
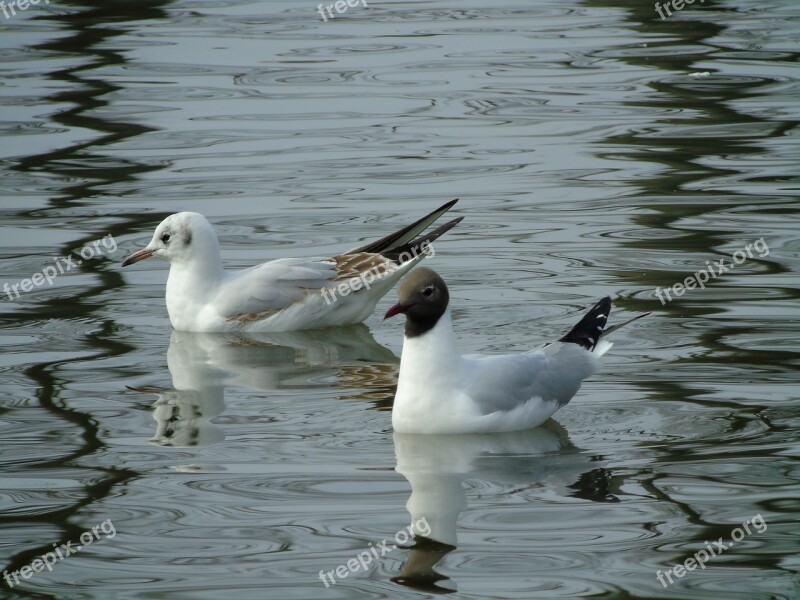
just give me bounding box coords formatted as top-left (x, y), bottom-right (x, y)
top-left (122, 212), bottom-right (219, 267)
top-left (384, 267), bottom-right (450, 336)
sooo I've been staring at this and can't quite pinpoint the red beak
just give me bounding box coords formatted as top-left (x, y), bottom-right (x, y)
top-left (121, 247), bottom-right (154, 267)
top-left (383, 303), bottom-right (407, 320)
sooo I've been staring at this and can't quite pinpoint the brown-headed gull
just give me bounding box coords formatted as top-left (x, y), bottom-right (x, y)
top-left (122, 201), bottom-right (461, 332)
top-left (384, 268), bottom-right (648, 433)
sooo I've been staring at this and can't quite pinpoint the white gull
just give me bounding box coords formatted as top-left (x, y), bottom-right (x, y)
top-left (122, 201), bottom-right (461, 332)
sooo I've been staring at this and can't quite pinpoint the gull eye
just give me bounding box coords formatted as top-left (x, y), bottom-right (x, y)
top-left (422, 286), bottom-right (435, 297)
top-left (161, 233), bottom-right (171, 244)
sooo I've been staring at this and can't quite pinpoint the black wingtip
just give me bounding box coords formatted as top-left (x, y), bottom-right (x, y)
top-left (439, 198), bottom-right (459, 211)
top-left (387, 215), bottom-right (464, 263)
top-left (559, 296), bottom-right (612, 351)
top-left (350, 199), bottom-right (460, 256)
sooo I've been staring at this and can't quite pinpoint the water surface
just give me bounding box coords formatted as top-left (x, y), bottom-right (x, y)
top-left (1, 0), bottom-right (799, 598)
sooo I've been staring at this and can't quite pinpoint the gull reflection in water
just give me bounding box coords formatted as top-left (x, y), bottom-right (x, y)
top-left (392, 421), bottom-right (612, 593)
top-left (132, 325), bottom-right (398, 448)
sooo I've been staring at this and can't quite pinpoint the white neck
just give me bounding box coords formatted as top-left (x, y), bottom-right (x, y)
top-left (396, 307), bottom-right (461, 390)
top-left (166, 249), bottom-right (225, 329)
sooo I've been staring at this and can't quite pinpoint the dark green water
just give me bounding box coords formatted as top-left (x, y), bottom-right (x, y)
top-left (1, 1), bottom-right (798, 598)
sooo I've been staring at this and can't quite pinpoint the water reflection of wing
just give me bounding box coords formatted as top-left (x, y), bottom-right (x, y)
top-left (392, 421), bottom-right (604, 592)
top-left (134, 325), bottom-right (397, 447)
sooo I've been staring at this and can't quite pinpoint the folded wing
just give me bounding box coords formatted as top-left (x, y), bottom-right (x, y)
top-left (463, 342), bottom-right (601, 415)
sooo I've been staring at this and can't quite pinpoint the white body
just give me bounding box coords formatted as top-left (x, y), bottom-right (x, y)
top-left (392, 308), bottom-right (612, 434)
top-left (165, 254), bottom-right (419, 333)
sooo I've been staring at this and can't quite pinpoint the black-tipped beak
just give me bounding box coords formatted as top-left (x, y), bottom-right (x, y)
top-left (122, 247), bottom-right (154, 267)
top-left (384, 303), bottom-right (407, 320)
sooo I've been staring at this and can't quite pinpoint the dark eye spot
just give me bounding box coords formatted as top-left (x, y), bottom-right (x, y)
top-left (422, 286), bottom-right (434, 297)
top-left (161, 233), bottom-right (171, 244)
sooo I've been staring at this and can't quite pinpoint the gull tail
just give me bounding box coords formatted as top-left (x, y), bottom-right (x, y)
top-left (559, 297), bottom-right (649, 357)
top-left (349, 199), bottom-right (459, 256)
top-left (559, 297), bottom-right (611, 352)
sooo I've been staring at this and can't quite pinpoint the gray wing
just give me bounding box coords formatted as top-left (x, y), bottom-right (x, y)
top-left (212, 257), bottom-right (338, 318)
top-left (212, 254), bottom-right (398, 319)
top-left (462, 343), bottom-right (600, 414)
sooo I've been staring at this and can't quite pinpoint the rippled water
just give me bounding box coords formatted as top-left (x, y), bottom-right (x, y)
top-left (1, 0), bottom-right (799, 598)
